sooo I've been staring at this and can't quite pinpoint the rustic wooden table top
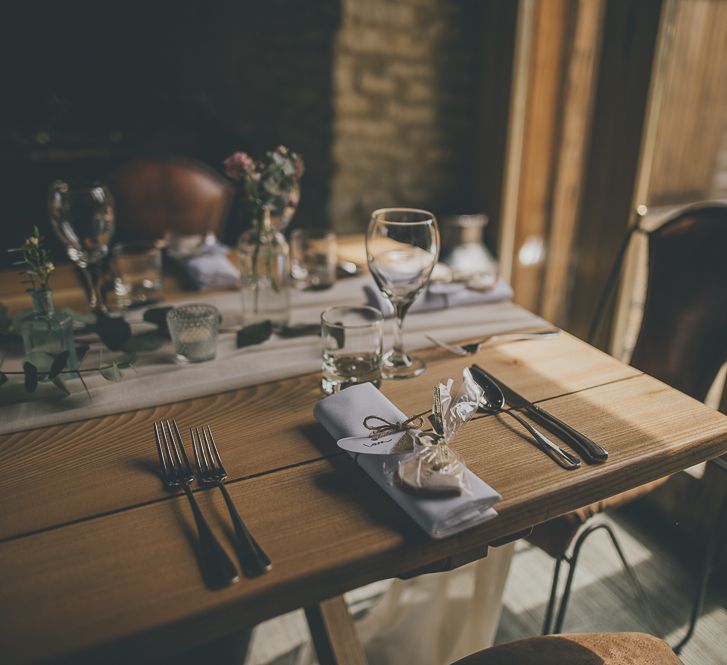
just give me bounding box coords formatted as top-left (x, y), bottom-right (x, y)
top-left (2, 248), bottom-right (727, 664)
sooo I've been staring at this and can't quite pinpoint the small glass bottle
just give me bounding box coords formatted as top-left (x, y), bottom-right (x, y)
top-left (237, 208), bottom-right (290, 330)
top-left (20, 289), bottom-right (79, 370)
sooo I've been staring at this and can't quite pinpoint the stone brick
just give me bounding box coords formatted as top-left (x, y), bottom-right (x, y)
top-left (359, 69), bottom-right (397, 96)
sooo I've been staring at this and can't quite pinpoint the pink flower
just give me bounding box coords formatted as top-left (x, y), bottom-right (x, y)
top-left (223, 151), bottom-right (255, 180)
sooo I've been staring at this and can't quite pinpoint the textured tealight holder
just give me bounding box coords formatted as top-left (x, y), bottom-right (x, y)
top-left (167, 304), bottom-right (219, 363)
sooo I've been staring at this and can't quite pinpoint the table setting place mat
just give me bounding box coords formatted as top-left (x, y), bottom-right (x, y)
top-left (314, 382), bottom-right (501, 538)
top-left (0, 275), bottom-right (545, 435)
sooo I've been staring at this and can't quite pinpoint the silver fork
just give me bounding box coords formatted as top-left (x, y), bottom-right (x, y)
top-left (190, 425), bottom-right (272, 577)
top-left (153, 420), bottom-right (239, 588)
top-left (426, 328), bottom-right (559, 356)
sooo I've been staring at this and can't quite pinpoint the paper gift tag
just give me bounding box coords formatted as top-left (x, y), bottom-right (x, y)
top-left (337, 431), bottom-right (416, 456)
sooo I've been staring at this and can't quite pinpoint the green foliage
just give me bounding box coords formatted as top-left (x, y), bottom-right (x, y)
top-left (237, 320), bottom-right (273, 348)
top-left (142, 306), bottom-right (173, 338)
top-left (23, 362), bottom-right (38, 392)
top-left (95, 312), bottom-right (132, 351)
top-left (100, 361), bottom-right (123, 382)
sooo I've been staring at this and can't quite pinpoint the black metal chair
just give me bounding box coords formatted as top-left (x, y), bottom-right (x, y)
top-left (530, 202), bottom-right (727, 648)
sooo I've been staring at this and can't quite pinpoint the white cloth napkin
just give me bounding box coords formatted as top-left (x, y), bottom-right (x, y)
top-left (364, 279), bottom-right (513, 318)
top-left (313, 383), bottom-right (501, 539)
top-left (166, 234), bottom-right (240, 290)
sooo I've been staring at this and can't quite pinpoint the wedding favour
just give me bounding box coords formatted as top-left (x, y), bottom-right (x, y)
top-left (314, 379), bottom-right (501, 539)
top-left (396, 370), bottom-right (484, 495)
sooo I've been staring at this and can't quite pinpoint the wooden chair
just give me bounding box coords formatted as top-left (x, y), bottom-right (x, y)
top-left (450, 632), bottom-right (682, 665)
top-left (106, 156), bottom-right (234, 242)
top-left (529, 203), bottom-right (727, 643)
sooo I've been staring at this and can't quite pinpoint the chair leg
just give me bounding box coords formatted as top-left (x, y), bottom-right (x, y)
top-left (673, 489), bottom-right (727, 654)
top-left (551, 521), bottom-right (656, 634)
top-left (542, 556), bottom-right (564, 635)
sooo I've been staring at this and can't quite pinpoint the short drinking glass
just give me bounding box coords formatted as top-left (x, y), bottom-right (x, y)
top-left (290, 228), bottom-right (338, 290)
top-left (167, 304), bottom-right (219, 363)
top-left (111, 241), bottom-right (163, 307)
top-left (321, 305), bottom-right (383, 395)
top-left (366, 208), bottom-right (440, 379)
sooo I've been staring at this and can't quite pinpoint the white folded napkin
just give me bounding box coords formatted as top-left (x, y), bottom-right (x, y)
top-left (165, 233), bottom-right (240, 290)
top-left (364, 279), bottom-right (513, 318)
top-left (313, 383), bottom-right (501, 539)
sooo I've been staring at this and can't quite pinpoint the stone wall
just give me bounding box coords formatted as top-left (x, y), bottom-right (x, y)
top-left (329, 0), bottom-right (484, 232)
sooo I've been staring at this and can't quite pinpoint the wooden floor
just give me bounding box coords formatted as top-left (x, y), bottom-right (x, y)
top-left (242, 506), bottom-right (727, 665)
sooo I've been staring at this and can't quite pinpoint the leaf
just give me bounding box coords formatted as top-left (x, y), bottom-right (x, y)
top-left (23, 362), bottom-right (38, 392)
top-left (26, 351), bottom-right (54, 373)
top-left (75, 344), bottom-right (90, 365)
top-left (143, 306), bottom-right (173, 338)
top-left (95, 312), bottom-right (132, 351)
top-left (100, 361), bottom-right (123, 382)
top-left (51, 375), bottom-right (70, 396)
top-left (0, 372), bottom-right (7, 387)
top-left (49, 351), bottom-right (69, 379)
top-left (236, 320), bottom-right (273, 348)
top-left (124, 331), bottom-right (166, 352)
top-left (58, 308), bottom-right (96, 325)
top-left (113, 352), bottom-right (137, 368)
top-left (278, 323), bottom-right (321, 338)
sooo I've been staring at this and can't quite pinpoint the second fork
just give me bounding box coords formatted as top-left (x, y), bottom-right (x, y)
top-left (190, 426), bottom-right (272, 577)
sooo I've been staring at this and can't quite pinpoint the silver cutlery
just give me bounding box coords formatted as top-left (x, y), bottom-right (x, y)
top-left (472, 364), bottom-right (608, 464)
top-left (469, 366), bottom-right (581, 470)
top-left (153, 420), bottom-right (239, 588)
top-left (190, 425), bottom-right (272, 577)
top-left (426, 328), bottom-right (559, 356)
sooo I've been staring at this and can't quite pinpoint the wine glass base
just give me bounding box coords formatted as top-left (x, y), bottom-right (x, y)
top-left (381, 352), bottom-right (426, 380)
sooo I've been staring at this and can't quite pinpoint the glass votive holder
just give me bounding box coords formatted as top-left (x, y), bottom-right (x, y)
top-left (321, 305), bottom-right (383, 395)
top-left (167, 304), bottom-right (219, 363)
top-left (290, 228), bottom-right (337, 291)
top-left (111, 241), bottom-right (164, 308)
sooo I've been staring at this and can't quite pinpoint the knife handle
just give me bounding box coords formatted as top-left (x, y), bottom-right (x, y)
top-left (526, 403), bottom-right (608, 463)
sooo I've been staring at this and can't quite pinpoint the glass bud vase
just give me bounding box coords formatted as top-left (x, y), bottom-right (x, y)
top-left (237, 208), bottom-right (291, 330)
top-left (20, 288), bottom-right (79, 370)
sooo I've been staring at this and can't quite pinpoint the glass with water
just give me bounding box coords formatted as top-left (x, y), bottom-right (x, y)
top-left (321, 305), bottom-right (384, 394)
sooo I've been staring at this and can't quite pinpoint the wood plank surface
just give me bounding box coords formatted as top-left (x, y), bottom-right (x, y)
top-left (0, 332), bottom-right (638, 542)
top-left (2, 372), bottom-right (727, 664)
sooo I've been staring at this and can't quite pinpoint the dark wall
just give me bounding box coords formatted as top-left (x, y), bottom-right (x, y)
top-left (0, 0), bottom-right (340, 259)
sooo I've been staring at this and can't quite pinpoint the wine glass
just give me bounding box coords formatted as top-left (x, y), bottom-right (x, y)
top-left (48, 180), bottom-right (115, 312)
top-left (366, 208), bottom-right (440, 379)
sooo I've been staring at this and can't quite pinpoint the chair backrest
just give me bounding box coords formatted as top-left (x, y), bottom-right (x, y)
top-left (630, 204), bottom-right (727, 401)
top-left (107, 156), bottom-right (234, 242)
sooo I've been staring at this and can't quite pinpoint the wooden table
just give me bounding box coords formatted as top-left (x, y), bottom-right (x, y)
top-left (2, 263), bottom-right (727, 664)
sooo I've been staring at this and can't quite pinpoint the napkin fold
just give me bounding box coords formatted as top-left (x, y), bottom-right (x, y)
top-left (165, 233), bottom-right (240, 290)
top-left (364, 279), bottom-right (513, 318)
top-left (313, 383), bottom-right (501, 539)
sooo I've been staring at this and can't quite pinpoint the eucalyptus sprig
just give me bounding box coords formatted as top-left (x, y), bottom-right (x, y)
top-left (8, 226), bottom-right (55, 290)
top-left (0, 344), bottom-right (137, 399)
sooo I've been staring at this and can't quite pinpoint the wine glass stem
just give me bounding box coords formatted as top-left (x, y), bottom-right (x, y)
top-left (82, 263), bottom-right (105, 313)
top-left (391, 303), bottom-right (408, 362)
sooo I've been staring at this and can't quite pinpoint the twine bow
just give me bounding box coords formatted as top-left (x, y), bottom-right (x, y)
top-left (363, 410), bottom-right (429, 441)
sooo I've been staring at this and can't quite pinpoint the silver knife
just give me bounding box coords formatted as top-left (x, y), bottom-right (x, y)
top-left (471, 364), bottom-right (608, 464)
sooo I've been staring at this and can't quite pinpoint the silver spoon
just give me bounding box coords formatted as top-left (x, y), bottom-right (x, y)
top-left (470, 367), bottom-right (580, 470)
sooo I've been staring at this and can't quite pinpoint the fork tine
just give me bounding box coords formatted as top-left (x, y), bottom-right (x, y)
top-left (159, 420), bottom-right (179, 477)
top-left (195, 427), bottom-right (211, 473)
top-left (153, 421), bottom-right (171, 479)
top-left (170, 419), bottom-right (192, 473)
top-left (189, 427), bottom-right (204, 474)
top-left (204, 426), bottom-right (226, 475)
